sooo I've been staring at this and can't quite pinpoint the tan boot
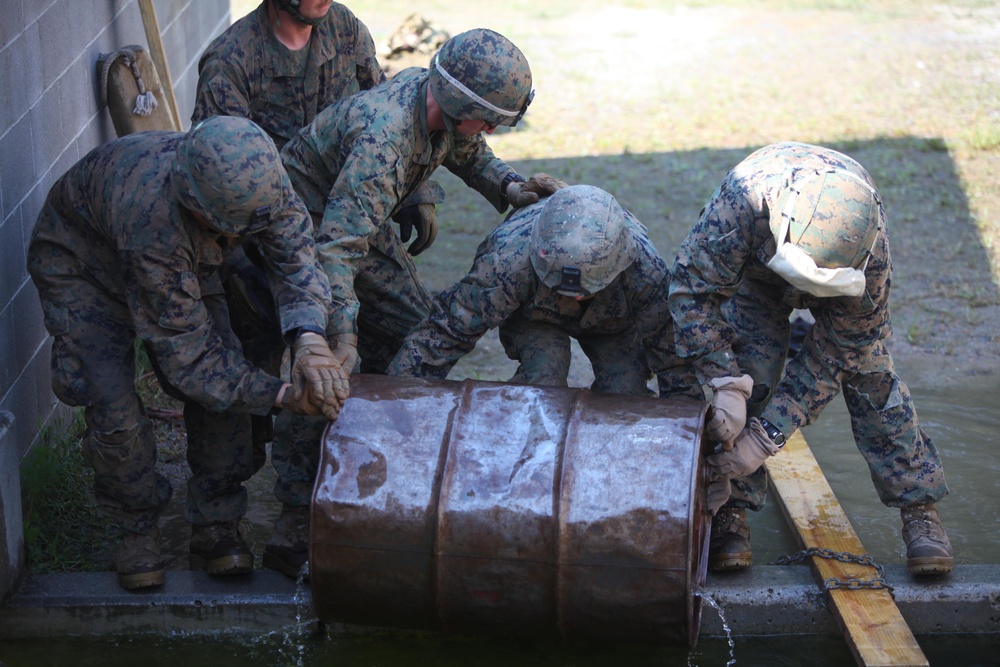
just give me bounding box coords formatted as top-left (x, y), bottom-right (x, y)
top-left (709, 506), bottom-right (752, 572)
top-left (117, 529), bottom-right (165, 590)
top-left (262, 504), bottom-right (310, 579)
top-left (190, 519), bottom-right (254, 575)
top-left (901, 502), bottom-right (954, 575)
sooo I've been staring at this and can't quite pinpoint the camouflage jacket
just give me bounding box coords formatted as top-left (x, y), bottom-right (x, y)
top-left (191, 2), bottom-right (384, 149)
top-left (387, 199), bottom-right (677, 380)
top-left (668, 142), bottom-right (892, 435)
top-left (27, 132), bottom-right (332, 415)
top-left (281, 67), bottom-right (518, 335)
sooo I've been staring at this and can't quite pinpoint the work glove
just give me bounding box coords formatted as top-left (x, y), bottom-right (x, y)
top-left (391, 203), bottom-right (438, 256)
top-left (291, 332), bottom-right (348, 420)
top-left (706, 478), bottom-right (732, 516)
top-left (706, 374), bottom-right (754, 450)
top-left (505, 172), bottom-right (569, 208)
top-left (277, 379), bottom-right (322, 417)
top-left (706, 418), bottom-right (782, 483)
top-left (330, 333), bottom-right (360, 384)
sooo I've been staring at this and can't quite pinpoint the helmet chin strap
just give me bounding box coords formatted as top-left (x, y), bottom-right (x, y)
top-left (271, 0), bottom-right (326, 27)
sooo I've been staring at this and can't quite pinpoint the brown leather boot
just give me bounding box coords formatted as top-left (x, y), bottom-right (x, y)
top-left (709, 506), bottom-right (752, 571)
top-left (262, 504), bottom-right (310, 579)
top-left (117, 529), bottom-right (165, 590)
top-left (190, 519), bottom-right (254, 575)
top-left (901, 502), bottom-right (954, 575)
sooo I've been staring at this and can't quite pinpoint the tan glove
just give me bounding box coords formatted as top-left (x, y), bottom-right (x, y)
top-left (505, 172), bottom-right (569, 208)
top-left (706, 418), bottom-right (781, 482)
top-left (291, 332), bottom-right (348, 420)
top-left (707, 374), bottom-right (754, 450)
top-left (392, 203), bottom-right (438, 256)
top-left (706, 478), bottom-right (732, 516)
top-left (276, 381), bottom-right (321, 417)
top-left (330, 333), bottom-right (360, 385)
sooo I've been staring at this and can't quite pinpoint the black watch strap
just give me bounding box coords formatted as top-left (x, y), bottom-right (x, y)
top-left (500, 172), bottom-right (525, 198)
top-left (758, 418), bottom-right (786, 448)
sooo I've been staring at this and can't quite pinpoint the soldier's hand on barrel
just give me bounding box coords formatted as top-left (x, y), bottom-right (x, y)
top-left (706, 374), bottom-right (754, 449)
top-left (277, 380), bottom-right (321, 417)
top-left (706, 478), bottom-right (732, 516)
top-left (329, 333), bottom-right (359, 395)
top-left (291, 332), bottom-right (347, 418)
top-left (706, 417), bottom-right (781, 482)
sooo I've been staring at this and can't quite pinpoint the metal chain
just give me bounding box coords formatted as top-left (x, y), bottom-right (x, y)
top-left (771, 547), bottom-right (895, 596)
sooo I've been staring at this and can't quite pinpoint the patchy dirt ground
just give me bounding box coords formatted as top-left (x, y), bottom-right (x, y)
top-left (142, 1), bottom-right (1000, 571)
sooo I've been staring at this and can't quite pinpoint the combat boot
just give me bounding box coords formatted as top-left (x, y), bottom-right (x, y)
top-left (190, 519), bottom-right (254, 575)
top-left (262, 504), bottom-right (310, 579)
top-left (709, 506), bottom-right (752, 572)
top-left (117, 529), bottom-right (165, 590)
top-left (901, 502), bottom-right (954, 575)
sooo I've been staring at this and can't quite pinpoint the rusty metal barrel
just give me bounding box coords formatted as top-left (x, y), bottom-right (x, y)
top-left (310, 375), bottom-right (710, 646)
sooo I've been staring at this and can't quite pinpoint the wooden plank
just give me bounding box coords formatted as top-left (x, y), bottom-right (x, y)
top-left (138, 0), bottom-right (182, 131)
top-left (765, 431), bottom-right (928, 667)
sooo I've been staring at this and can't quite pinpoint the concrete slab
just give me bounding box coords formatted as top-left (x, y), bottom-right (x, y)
top-left (1, 565), bottom-right (998, 640)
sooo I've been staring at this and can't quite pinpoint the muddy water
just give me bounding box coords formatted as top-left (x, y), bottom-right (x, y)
top-left (752, 375), bottom-right (1000, 568)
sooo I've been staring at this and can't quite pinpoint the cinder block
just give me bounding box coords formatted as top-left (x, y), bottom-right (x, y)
top-left (0, 117), bottom-right (35, 221)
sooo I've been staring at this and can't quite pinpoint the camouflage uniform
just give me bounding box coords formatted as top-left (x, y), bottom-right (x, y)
top-left (387, 193), bottom-right (695, 397)
top-left (26, 131), bottom-right (332, 534)
top-left (191, 1), bottom-right (384, 151)
top-left (281, 66), bottom-right (519, 370)
top-left (272, 66), bottom-right (524, 507)
top-left (191, 1), bottom-right (385, 468)
top-left (669, 142), bottom-right (948, 510)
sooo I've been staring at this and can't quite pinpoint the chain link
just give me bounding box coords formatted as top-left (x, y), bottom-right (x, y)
top-left (771, 547), bottom-right (895, 596)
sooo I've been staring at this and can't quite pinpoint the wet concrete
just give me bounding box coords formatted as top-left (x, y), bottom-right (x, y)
top-left (1, 565), bottom-right (997, 640)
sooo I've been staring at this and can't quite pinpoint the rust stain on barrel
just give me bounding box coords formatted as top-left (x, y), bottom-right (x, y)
top-left (310, 375), bottom-right (710, 646)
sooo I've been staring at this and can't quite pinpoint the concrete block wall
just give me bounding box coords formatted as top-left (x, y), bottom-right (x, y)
top-left (0, 0), bottom-right (230, 602)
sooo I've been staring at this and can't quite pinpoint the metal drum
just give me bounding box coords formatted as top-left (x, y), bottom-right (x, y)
top-left (310, 374), bottom-right (710, 646)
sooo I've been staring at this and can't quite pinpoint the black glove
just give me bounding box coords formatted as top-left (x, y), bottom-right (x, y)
top-left (392, 204), bottom-right (438, 256)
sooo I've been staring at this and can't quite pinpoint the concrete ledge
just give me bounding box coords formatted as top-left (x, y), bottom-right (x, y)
top-left (1, 565), bottom-right (998, 640)
top-left (700, 563), bottom-right (1000, 637)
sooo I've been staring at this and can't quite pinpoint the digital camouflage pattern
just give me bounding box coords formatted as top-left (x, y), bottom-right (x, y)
top-left (26, 129), bottom-right (332, 532)
top-left (668, 141), bottom-right (948, 510)
top-left (387, 186), bottom-right (697, 397)
top-left (272, 40), bottom-right (528, 508)
top-left (191, 1), bottom-right (384, 150)
top-left (530, 185), bottom-right (636, 294)
top-left (776, 168), bottom-right (882, 270)
top-left (280, 66), bottom-right (518, 341)
top-left (428, 28), bottom-right (533, 127)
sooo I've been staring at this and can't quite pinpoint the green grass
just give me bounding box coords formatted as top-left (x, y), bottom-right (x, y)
top-left (20, 412), bottom-right (118, 573)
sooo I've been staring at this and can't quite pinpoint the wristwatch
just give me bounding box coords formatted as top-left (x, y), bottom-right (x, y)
top-left (758, 418), bottom-right (786, 449)
top-left (500, 172), bottom-right (525, 198)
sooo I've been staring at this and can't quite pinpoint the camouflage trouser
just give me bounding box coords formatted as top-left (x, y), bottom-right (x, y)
top-left (353, 226), bottom-right (433, 374)
top-left (722, 284), bottom-right (948, 511)
top-left (221, 240), bottom-right (287, 473)
top-left (498, 314), bottom-right (651, 396)
top-left (270, 411), bottom-right (327, 507)
top-left (35, 273), bottom-right (254, 533)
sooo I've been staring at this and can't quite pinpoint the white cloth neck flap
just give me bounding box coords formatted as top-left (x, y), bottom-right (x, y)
top-left (765, 169), bottom-right (879, 298)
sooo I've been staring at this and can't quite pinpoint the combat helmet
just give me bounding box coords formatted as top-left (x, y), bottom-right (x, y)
top-left (770, 168), bottom-right (882, 270)
top-left (530, 185), bottom-right (636, 296)
top-left (172, 116), bottom-right (285, 236)
top-left (269, 0), bottom-right (326, 27)
top-left (428, 28), bottom-right (534, 128)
